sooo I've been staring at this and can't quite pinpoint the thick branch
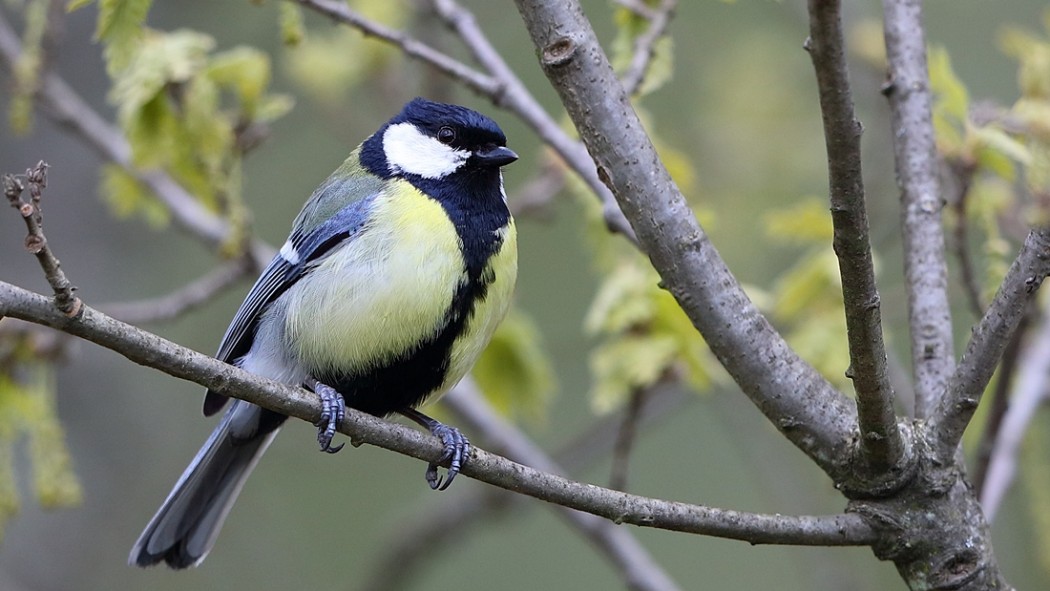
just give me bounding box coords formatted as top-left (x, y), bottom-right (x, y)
top-left (513, 0), bottom-right (858, 481)
top-left (934, 228), bottom-right (1050, 460)
top-left (881, 0), bottom-right (954, 419)
top-left (0, 280), bottom-right (876, 546)
top-left (805, 0), bottom-right (904, 477)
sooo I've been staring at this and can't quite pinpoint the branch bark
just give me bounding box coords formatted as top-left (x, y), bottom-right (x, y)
top-left (0, 280), bottom-right (876, 548)
top-left (934, 228), bottom-right (1050, 460)
top-left (512, 0), bottom-right (858, 482)
top-left (880, 0), bottom-right (955, 419)
top-left (805, 0), bottom-right (905, 478)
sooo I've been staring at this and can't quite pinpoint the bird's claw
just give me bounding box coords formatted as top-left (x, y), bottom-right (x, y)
top-left (397, 408), bottom-right (471, 491)
top-left (311, 380), bottom-right (346, 454)
top-left (425, 422), bottom-right (470, 491)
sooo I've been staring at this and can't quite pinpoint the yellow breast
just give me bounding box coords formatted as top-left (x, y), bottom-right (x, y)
top-left (284, 183), bottom-right (465, 376)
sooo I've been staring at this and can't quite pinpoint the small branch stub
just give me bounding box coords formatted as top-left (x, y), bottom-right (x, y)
top-left (542, 35), bottom-right (578, 67)
top-left (4, 161), bottom-right (82, 318)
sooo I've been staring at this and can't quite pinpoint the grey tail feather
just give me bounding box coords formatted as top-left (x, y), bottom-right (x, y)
top-left (129, 401), bottom-right (285, 569)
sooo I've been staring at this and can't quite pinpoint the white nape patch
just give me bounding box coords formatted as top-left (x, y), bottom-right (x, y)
top-left (279, 240), bottom-right (300, 265)
top-left (383, 122), bottom-right (469, 179)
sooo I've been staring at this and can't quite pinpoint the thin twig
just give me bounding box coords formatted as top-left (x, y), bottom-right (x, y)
top-left (615, 0), bottom-right (658, 20)
top-left (99, 257), bottom-right (252, 324)
top-left (508, 157), bottom-right (566, 220)
top-left (935, 227), bottom-right (1050, 460)
top-left (980, 306), bottom-right (1050, 522)
top-left (3, 162), bottom-right (80, 317)
top-left (609, 386), bottom-right (650, 491)
top-left (881, 0), bottom-right (955, 420)
top-left (972, 304), bottom-right (1032, 494)
top-left (946, 157), bottom-right (984, 318)
top-left (0, 280), bottom-right (878, 547)
top-left (806, 0), bottom-right (905, 478)
top-left (620, 0), bottom-right (677, 97)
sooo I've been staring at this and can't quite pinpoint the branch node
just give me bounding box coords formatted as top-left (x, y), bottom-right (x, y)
top-left (541, 36), bottom-right (579, 67)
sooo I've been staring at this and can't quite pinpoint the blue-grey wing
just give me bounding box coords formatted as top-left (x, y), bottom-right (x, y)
top-left (202, 193), bottom-right (378, 416)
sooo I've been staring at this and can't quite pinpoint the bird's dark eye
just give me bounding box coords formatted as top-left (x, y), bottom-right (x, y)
top-left (437, 126), bottom-right (456, 144)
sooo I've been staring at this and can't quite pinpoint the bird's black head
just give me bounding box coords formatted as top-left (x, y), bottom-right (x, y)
top-left (361, 98), bottom-right (518, 180)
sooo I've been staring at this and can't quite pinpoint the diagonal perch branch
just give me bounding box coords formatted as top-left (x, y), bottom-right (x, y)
top-left (805, 0), bottom-right (905, 479)
top-left (0, 280), bottom-right (877, 547)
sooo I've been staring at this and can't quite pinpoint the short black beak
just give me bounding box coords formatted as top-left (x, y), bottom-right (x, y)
top-left (473, 145), bottom-right (519, 167)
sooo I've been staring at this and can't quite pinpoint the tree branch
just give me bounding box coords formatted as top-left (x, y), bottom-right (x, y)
top-left (805, 0), bottom-right (905, 478)
top-left (0, 280), bottom-right (876, 547)
top-left (980, 306), bottom-right (1050, 522)
top-left (972, 305), bottom-right (1030, 498)
top-left (934, 228), bottom-right (1050, 460)
top-left (513, 0), bottom-right (858, 482)
top-left (619, 0), bottom-right (677, 97)
top-left (880, 0), bottom-right (955, 419)
top-left (99, 257), bottom-right (252, 324)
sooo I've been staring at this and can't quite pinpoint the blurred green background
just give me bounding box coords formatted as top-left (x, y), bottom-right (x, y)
top-left (2, 1), bottom-right (1049, 589)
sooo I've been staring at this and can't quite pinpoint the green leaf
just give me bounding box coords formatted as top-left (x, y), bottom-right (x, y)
top-left (585, 258), bottom-right (712, 410)
top-left (590, 335), bottom-right (678, 414)
top-left (0, 348), bottom-right (82, 540)
top-left (771, 250), bottom-right (841, 320)
top-left (99, 164), bottom-right (171, 227)
top-left (473, 309), bottom-right (556, 422)
top-left (207, 46), bottom-right (272, 118)
top-left (763, 197), bottom-right (833, 245)
top-left (109, 29), bottom-right (215, 121)
top-left (585, 263), bottom-right (655, 336)
top-left (8, 0), bottom-right (49, 134)
top-left (278, 2), bottom-right (305, 46)
top-left (928, 46), bottom-right (969, 153)
top-left (96, 0), bottom-right (154, 74)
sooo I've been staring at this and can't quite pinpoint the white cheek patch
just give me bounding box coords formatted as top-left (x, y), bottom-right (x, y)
top-left (383, 122), bottom-right (469, 179)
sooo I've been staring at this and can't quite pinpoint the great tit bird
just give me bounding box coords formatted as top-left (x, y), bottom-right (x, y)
top-left (129, 98), bottom-right (518, 569)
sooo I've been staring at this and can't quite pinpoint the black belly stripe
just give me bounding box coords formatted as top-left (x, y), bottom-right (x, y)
top-left (313, 166), bottom-right (510, 417)
top-left (317, 255), bottom-right (496, 417)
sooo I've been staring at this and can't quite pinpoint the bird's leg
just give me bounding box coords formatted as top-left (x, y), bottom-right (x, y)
top-left (305, 378), bottom-right (345, 454)
top-left (397, 408), bottom-right (470, 491)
